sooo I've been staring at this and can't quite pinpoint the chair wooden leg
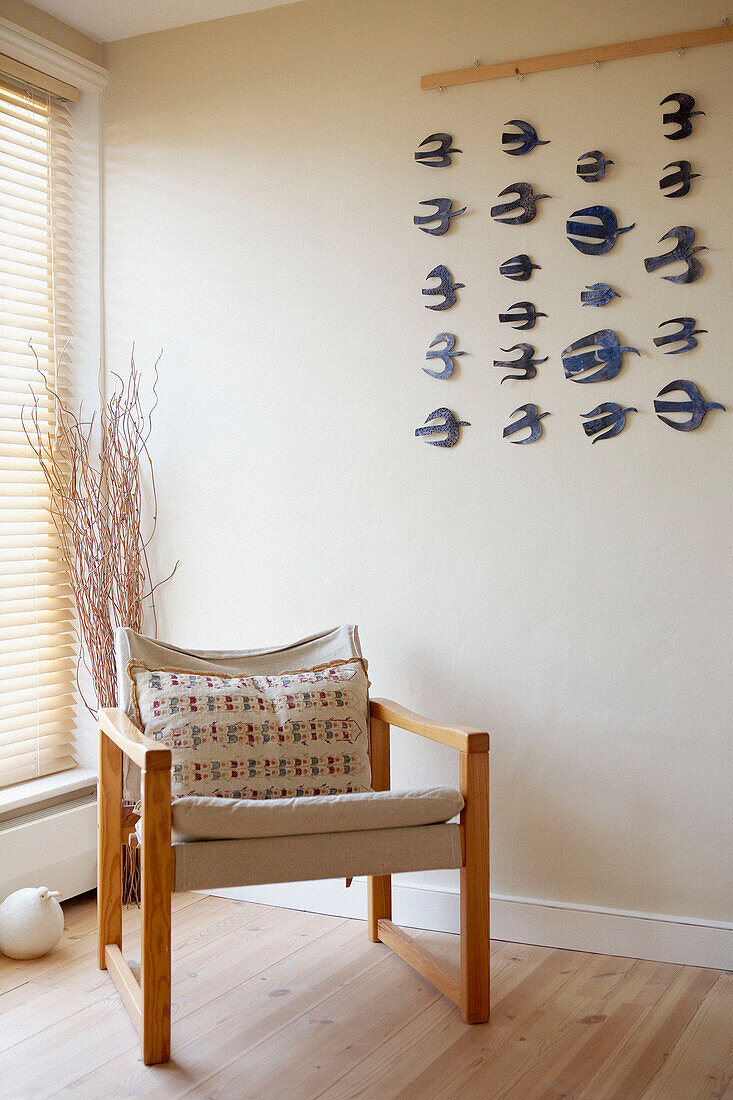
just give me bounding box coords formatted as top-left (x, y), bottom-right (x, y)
top-left (459, 749), bottom-right (490, 1023)
top-left (140, 766), bottom-right (173, 1065)
top-left (97, 726), bottom-right (123, 970)
top-left (367, 714), bottom-right (392, 941)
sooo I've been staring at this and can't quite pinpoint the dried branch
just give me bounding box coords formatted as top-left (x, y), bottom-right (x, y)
top-left (22, 347), bottom-right (174, 714)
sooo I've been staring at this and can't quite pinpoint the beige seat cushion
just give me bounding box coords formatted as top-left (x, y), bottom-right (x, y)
top-left (171, 786), bottom-right (464, 841)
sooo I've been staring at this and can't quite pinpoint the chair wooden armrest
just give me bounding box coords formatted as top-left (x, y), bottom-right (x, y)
top-left (97, 708), bottom-right (173, 1064)
top-left (367, 697), bottom-right (490, 1024)
top-left (370, 698), bottom-right (489, 754)
top-left (98, 708), bottom-right (172, 771)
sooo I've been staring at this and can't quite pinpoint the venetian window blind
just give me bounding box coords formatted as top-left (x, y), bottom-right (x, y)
top-left (0, 74), bottom-right (76, 789)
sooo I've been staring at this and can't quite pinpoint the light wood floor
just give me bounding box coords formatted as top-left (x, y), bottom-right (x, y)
top-left (0, 892), bottom-right (730, 1099)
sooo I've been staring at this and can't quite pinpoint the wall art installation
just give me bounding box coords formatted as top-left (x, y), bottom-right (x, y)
top-left (581, 402), bottom-right (637, 442)
top-left (644, 226), bottom-right (707, 283)
top-left (423, 264), bottom-right (464, 310)
top-left (498, 301), bottom-right (546, 330)
top-left (577, 150), bottom-right (613, 182)
top-left (660, 92), bottom-right (705, 139)
top-left (491, 183), bottom-right (550, 224)
top-left (654, 380), bottom-right (726, 431)
top-left (499, 254), bottom-right (541, 280)
top-left (503, 404), bottom-right (549, 443)
top-left (415, 407), bottom-right (470, 446)
top-left (659, 160), bottom-right (699, 197)
top-left (581, 283), bottom-right (620, 307)
top-left (502, 120), bottom-right (550, 155)
top-left (411, 80), bottom-right (721, 452)
top-left (566, 206), bottom-right (635, 254)
top-left (562, 329), bottom-right (640, 383)
top-left (653, 317), bottom-right (707, 354)
top-left (494, 344), bottom-right (548, 383)
top-left (415, 133), bottom-right (460, 167)
top-left (414, 198), bottom-right (466, 235)
top-left (423, 332), bottom-right (465, 379)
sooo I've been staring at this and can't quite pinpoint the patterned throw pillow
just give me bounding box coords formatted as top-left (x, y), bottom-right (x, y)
top-left (128, 659), bottom-right (372, 799)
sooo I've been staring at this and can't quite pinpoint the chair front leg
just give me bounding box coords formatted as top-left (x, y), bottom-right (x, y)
top-left (97, 726), bottom-right (123, 969)
top-left (140, 765), bottom-right (173, 1065)
top-left (367, 713), bottom-right (392, 940)
top-left (459, 748), bottom-right (490, 1023)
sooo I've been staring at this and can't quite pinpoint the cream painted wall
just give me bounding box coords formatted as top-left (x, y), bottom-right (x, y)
top-left (102, 0), bottom-right (731, 926)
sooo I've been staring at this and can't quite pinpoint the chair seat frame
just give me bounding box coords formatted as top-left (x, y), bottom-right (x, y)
top-left (97, 698), bottom-right (490, 1065)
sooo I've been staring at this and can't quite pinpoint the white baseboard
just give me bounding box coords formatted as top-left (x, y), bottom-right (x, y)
top-left (210, 880), bottom-right (733, 971)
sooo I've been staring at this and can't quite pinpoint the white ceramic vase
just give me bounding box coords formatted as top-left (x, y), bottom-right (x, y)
top-left (0, 886), bottom-right (64, 959)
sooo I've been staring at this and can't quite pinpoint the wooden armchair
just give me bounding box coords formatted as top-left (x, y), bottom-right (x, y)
top-left (98, 698), bottom-right (490, 1065)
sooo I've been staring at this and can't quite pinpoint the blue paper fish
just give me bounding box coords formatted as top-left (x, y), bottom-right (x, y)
top-left (659, 160), bottom-right (699, 198)
top-left (415, 133), bottom-right (461, 167)
top-left (654, 380), bottom-right (725, 431)
top-left (494, 344), bottom-right (548, 383)
top-left (581, 403), bottom-right (637, 443)
top-left (499, 254), bottom-right (541, 281)
top-left (581, 283), bottom-right (620, 307)
top-left (414, 198), bottom-right (466, 236)
top-left (644, 226), bottom-right (707, 283)
top-left (423, 332), bottom-right (466, 379)
top-left (661, 93), bottom-right (705, 140)
top-left (422, 265), bottom-right (464, 311)
top-left (491, 183), bottom-right (550, 225)
top-left (577, 150), bottom-right (613, 182)
top-left (562, 329), bottom-right (640, 383)
top-left (567, 206), bottom-right (635, 255)
top-left (653, 318), bottom-right (707, 355)
top-left (503, 404), bottom-right (549, 443)
top-left (498, 302), bottom-right (546, 330)
top-left (415, 407), bottom-right (470, 447)
top-left (502, 120), bottom-right (550, 156)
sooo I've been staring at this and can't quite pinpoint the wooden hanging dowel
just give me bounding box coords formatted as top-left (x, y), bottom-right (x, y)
top-left (421, 23), bottom-right (733, 90)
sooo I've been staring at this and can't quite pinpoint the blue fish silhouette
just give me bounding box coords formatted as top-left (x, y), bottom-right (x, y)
top-left (661, 93), bottom-right (705, 140)
top-left (494, 343), bottom-right (548, 383)
top-left (423, 332), bottom-right (466, 379)
top-left (654, 380), bottom-right (725, 431)
top-left (659, 160), bottom-right (699, 198)
top-left (502, 120), bottom-right (550, 156)
top-left (503, 404), bottom-right (549, 443)
top-left (498, 302), bottom-right (546, 330)
top-left (653, 317), bottom-right (707, 355)
top-left (562, 329), bottom-right (640, 383)
top-left (415, 133), bottom-right (461, 167)
top-left (581, 283), bottom-right (620, 307)
top-left (414, 198), bottom-right (466, 236)
top-left (422, 265), bottom-right (464, 311)
top-left (491, 182), bottom-right (550, 225)
top-left (567, 206), bottom-right (635, 255)
top-left (644, 226), bottom-right (707, 284)
top-left (415, 407), bottom-right (470, 446)
top-left (499, 254), bottom-right (540, 281)
top-left (577, 150), bottom-right (613, 182)
top-left (581, 402), bottom-right (637, 443)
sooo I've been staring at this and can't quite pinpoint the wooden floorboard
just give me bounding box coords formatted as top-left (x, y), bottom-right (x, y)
top-left (0, 891), bottom-right (728, 1099)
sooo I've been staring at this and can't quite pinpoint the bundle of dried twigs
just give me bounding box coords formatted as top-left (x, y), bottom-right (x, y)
top-left (23, 347), bottom-right (177, 713)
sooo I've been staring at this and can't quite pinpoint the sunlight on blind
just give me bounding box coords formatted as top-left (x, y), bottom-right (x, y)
top-left (0, 78), bottom-right (76, 789)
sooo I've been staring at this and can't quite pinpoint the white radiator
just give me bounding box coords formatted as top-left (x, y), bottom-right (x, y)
top-left (0, 793), bottom-right (97, 904)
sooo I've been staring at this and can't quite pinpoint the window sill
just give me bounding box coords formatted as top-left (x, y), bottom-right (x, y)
top-left (0, 767), bottom-right (97, 824)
